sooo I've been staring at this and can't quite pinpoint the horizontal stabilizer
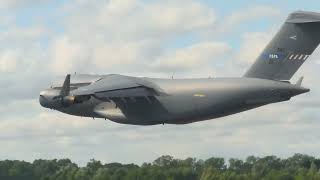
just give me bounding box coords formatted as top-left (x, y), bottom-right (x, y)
top-left (287, 11), bottom-right (320, 24)
top-left (295, 76), bottom-right (304, 86)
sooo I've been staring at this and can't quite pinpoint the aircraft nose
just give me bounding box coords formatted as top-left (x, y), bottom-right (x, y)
top-left (39, 90), bottom-right (53, 108)
top-left (39, 89), bottom-right (62, 109)
top-left (39, 94), bottom-right (49, 108)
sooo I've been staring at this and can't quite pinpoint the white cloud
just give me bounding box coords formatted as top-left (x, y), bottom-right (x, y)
top-left (69, 0), bottom-right (216, 39)
top-left (311, 47), bottom-right (320, 65)
top-left (92, 41), bottom-right (150, 68)
top-left (0, 50), bottom-right (18, 73)
top-left (236, 31), bottom-right (274, 65)
top-left (61, 0), bottom-right (216, 42)
top-left (0, 0), bottom-right (51, 10)
top-left (49, 0), bottom-right (217, 74)
top-left (151, 42), bottom-right (231, 72)
top-left (50, 36), bottom-right (91, 74)
top-left (216, 6), bottom-right (282, 34)
top-left (142, 0), bottom-right (216, 34)
top-left (0, 27), bottom-right (48, 53)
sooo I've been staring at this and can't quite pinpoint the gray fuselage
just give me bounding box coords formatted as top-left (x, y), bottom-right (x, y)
top-left (39, 75), bottom-right (308, 125)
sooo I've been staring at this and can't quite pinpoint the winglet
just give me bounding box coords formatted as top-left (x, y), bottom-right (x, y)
top-left (295, 76), bottom-right (304, 87)
top-left (60, 74), bottom-right (71, 96)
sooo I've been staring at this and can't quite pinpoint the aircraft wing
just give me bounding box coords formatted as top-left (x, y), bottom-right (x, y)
top-left (70, 74), bottom-right (167, 100)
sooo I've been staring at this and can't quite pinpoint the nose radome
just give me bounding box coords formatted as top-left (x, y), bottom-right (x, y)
top-left (39, 94), bottom-right (48, 108)
top-left (40, 90), bottom-right (46, 96)
top-left (39, 89), bottom-right (62, 109)
top-left (39, 90), bottom-right (54, 108)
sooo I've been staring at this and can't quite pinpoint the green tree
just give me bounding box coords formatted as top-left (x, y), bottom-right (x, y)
top-left (8, 160), bottom-right (35, 180)
top-left (74, 168), bottom-right (91, 180)
top-left (92, 168), bottom-right (111, 180)
top-left (87, 159), bottom-right (103, 177)
top-left (204, 157), bottom-right (226, 170)
top-left (153, 155), bottom-right (174, 167)
top-left (200, 167), bottom-right (222, 180)
top-left (1, 154), bottom-right (320, 180)
top-left (33, 159), bottom-right (60, 179)
top-left (229, 158), bottom-right (244, 173)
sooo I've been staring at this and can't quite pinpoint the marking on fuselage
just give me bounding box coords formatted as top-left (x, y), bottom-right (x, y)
top-left (289, 54), bottom-right (294, 60)
top-left (269, 54), bottom-right (279, 59)
top-left (299, 54), bottom-right (304, 60)
top-left (262, 53), bottom-right (287, 61)
top-left (193, 94), bottom-right (206, 97)
top-left (288, 54), bottom-right (309, 61)
top-left (290, 35), bottom-right (297, 40)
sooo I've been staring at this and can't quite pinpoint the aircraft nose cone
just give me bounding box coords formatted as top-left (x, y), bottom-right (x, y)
top-left (39, 90), bottom-right (53, 108)
top-left (39, 89), bottom-right (62, 109)
top-left (39, 94), bottom-right (49, 108)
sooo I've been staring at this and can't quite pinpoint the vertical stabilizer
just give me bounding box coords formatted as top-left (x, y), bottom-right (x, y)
top-left (244, 11), bottom-right (320, 80)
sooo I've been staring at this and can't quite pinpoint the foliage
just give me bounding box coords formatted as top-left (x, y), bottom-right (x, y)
top-left (0, 154), bottom-right (320, 180)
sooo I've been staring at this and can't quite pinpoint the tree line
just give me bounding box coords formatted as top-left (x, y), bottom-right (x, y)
top-left (1, 154), bottom-right (320, 180)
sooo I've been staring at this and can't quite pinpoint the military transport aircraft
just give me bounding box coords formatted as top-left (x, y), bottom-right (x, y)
top-left (40, 11), bottom-right (320, 125)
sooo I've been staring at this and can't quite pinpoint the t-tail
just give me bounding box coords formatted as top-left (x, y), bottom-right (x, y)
top-left (244, 11), bottom-right (320, 80)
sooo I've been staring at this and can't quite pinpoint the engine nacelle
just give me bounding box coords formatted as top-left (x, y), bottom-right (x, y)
top-left (62, 95), bottom-right (91, 106)
top-left (62, 96), bottom-right (75, 106)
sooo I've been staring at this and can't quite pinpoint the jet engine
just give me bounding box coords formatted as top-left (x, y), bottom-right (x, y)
top-left (53, 74), bottom-right (92, 107)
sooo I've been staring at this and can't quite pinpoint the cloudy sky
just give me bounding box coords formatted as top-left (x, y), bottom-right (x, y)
top-left (1, 0), bottom-right (320, 166)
